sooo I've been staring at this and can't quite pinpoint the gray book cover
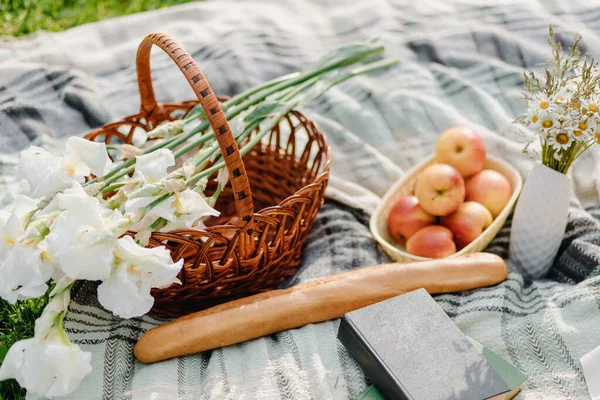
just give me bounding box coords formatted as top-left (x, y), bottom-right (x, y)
top-left (338, 289), bottom-right (510, 400)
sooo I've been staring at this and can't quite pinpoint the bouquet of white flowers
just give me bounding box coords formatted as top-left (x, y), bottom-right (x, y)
top-left (0, 40), bottom-right (397, 398)
top-left (510, 27), bottom-right (599, 278)
top-left (516, 26), bottom-right (600, 174)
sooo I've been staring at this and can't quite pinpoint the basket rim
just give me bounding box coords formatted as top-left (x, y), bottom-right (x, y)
top-left (369, 154), bottom-right (523, 262)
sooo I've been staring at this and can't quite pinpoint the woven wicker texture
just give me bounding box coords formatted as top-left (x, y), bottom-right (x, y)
top-left (85, 34), bottom-right (331, 318)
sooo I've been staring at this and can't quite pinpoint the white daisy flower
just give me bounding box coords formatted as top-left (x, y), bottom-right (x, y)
top-left (527, 112), bottom-right (541, 131)
top-left (569, 118), bottom-right (597, 141)
top-left (580, 96), bottom-right (600, 118)
top-left (528, 92), bottom-right (556, 117)
top-left (556, 80), bottom-right (577, 102)
top-left (547, 132), bottom-right (573, 151)
top-left (537, 113), bottom-right (559, 132)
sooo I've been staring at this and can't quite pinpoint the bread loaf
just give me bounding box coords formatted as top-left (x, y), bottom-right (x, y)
top-left (135, 252), bottom-right (507, 363)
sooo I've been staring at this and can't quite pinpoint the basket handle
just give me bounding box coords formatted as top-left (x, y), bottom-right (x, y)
top-left (136, 33), bottom-right (254, 222)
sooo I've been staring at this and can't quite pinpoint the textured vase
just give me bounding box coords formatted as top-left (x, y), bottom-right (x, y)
top-left (509, 163), bottom-right (571, 279)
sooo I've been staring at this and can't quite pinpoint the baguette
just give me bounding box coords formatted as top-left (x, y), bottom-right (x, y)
top-left (135, 252), bottom-right (507, 363)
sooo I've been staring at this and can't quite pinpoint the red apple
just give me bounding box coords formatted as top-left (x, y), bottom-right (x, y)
top-left (414, 164), bottom-right (465, 216)
top-left (387, 196), bottom-right (435, 243)
top-left (435, 127), bottom-right (486, 177)
top-left (441, 201), bottom-right (493, 249)
top-left (406, 226), bottom-right (457, 258)
top-left (465, 170), bottom-right (512, 217)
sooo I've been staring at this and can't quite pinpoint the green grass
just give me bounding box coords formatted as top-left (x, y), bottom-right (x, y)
top-left (0, 0), bottom-right (197, 37)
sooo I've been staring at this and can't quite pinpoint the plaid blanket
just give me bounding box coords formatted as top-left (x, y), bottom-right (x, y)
top-left (2, 0), bottom-right (600, 398)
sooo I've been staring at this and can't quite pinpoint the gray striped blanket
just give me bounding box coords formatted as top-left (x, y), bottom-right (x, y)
top-left (2, 0), bottom-right (600, 398)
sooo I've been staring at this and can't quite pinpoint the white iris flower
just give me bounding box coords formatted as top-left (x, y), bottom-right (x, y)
top-left (17, 137), bottom-right (112, 197)
top-left (97, 235), bottom-right (183, 318)
top-left (134, 149), bottom-right (175, 183)
top-left (0, 288), bottom-right (92, 398)
top-left (125, 189), bottom-right (219, 232)
top-left (0, 196), bottom-right (54, 303)
top-left (41, 183), bottom-right (129, 281)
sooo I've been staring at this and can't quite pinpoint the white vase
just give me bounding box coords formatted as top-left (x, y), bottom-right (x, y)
top-left (509, 163), bottom-right (571, 279)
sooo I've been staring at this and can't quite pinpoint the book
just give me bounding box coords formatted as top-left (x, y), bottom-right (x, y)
top-left (356, 337), bottom-right (527, 400)
top-left (338, 289), bottom-right (516, 400)
top-left (466, 337), bottom-right (527, 399)
top-left (357, 384), bottom-right (386, 400)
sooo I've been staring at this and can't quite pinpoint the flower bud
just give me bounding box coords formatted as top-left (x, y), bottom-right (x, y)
top-left (162, 179), bottom-right (185, 194)
top-left (114, 144), bottom-right (143, 161)
top-left (134, 230), bottom-right (152, 246)
top-left (127, 209), bottom-right (144, 225)
top-left (105, 216), bottom-right (131, 237)
top-left (195, 177), bottom-right (209, 191)
top-left (84, 182), bottom-right (104, 196)
top-left (147, 120), bottom-right (185, 139)
top-left (216, 168), bottom-right (229, 188)
top-left (126, 184), bottom-right (163, 199)
top-left (36, 196), bottom-right (52, 210)
top-left (131, 129), bottom-right (148, 147)
top-left (182, 163), bottom-right (196, 179)
top-left (122, 179), bottom-right (143, 192)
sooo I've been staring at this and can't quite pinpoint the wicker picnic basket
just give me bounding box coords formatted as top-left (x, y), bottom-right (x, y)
top-left (84, 33), bottom-right (331, 318)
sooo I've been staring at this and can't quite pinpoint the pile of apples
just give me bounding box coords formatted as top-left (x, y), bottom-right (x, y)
top-left (387, 127), bottom-right (512, 259)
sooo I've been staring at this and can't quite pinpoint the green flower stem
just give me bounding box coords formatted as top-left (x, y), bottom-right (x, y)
top-left (100, 183), bottom-right (126, 194)
top-left (186, 119), bottom-right (263, 174)
top-left (182, 72), bottom-right (302, 122)
top-left (146, 193), bottom-right (173, 211)
top-left (183, 42), bottom-right (384, 121)
top-left (92, 44), bottom-right (386, 186)
top-left (208, 183), bottom-right (224, 207)
top-left (115, 55), bottom-right (397, 217)
top-left (173, 136), bottom-right (212, 159)
top-left (101, 132), bottom-right (212, 189)
top-left (99, 130), bottom-right (209, 183)
top-left (148, 217), bottom-right (167, 231)
top-left (185, 78), bottom-right (316, 174)
top-left (185, 57), bottom-right (399, 188)
top-left (101, 128), bottom-right (234, 196)
top-left (541, 136), bottom-right (596, 174)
